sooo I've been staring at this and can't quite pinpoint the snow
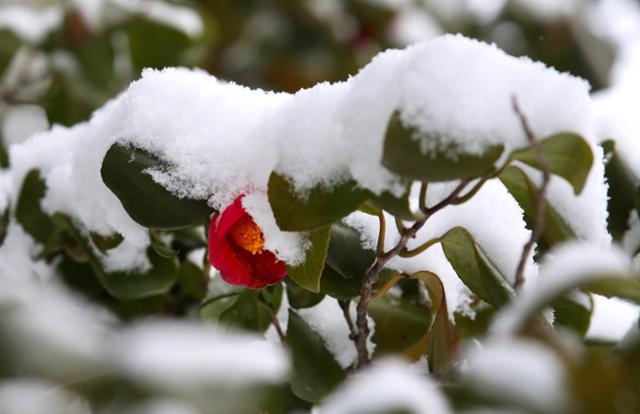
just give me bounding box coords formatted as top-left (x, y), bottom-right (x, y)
top-left (588, 295), bottom-right (639, 341)
top-left (0, 5), bottom-right (63, 43)
top-left (319, 358), bottom-right (452, 414)
top-left (463, 338), bottom-right (569, 413)
top-left (492, 242), bottom-right (634, 336)
top-left (1, 34), bottom-right (606, 273)
top-left (112, 320), bottom-right (289, 391)
top-left (298, 297), bottom-right (375, 369)
top-left (0, 380), bottom-right (90, 414)
top-left (1, 105), bottom-right (49, 146)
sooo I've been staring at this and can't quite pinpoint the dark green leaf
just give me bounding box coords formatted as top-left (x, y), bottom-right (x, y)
top-left (368, 184), bottom-right (423, 221)
top-left (178, 259), bottom-right (206, 300)
top-left (286, 226), bottom-right (331, 292)
top-left (382, 112), bottom-right (503, 182)
top-left (101, 143), bottom-right (212, 230)
top-left (126, 18), bottom-right (193, 73)
top-left (553, 292), bottom-right (593, 336)
top-left (268, 172), bottom-right (370, 231)
top-left (320, 265), bottom-right (362, 300)
top-left (89, 231), bottom-right (124, 254)
top-left (440, 227), bottom-right (514, 307)
top-left (219, 290), bottom-right (273, 332)
top-left (96, 247), bottom-right (179, 300)
top-left (368, 295), bottom-right (431, 356)
top-left (327, 222), bottom-right (376, 280)
top-left (287, 280), bottom-right (324, 309)
top-left (601, 140), bottom-right (637, 241)
top-left (511, 132), bottom-right (593, 194)
top-left (15, 169), bottom-right (54, 244)
top-left (287, 310), bottom-right (345, 402)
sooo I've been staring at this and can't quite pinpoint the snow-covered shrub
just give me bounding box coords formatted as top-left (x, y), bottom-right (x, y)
top-left (1, 1), bottom-right (640, 414)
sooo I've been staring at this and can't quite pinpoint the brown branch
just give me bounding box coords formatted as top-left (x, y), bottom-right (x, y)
top-left (339, 300), bottom-right (357, 341)
top-left (353, 179), bottom-right (471, 369)
top-left (512, 96), bottom-right (551, 292)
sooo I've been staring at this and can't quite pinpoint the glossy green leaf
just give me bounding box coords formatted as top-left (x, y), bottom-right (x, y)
top-left (101, 143), bottom-right (212, 230)
top-left (382, 112), bottom-right (504, 182)
top-left (200, 293), bottom-right (241, 323)
top-left (601, 140), bottom-right (638, 240)
top-left (511, 132), bottom-right (593, 194)
top-left (287, 280), bottom-right (324, 309)
top-left (286, 226), bottom-right (331, 292)
top-left (15, 169), bottom-right (54, 244)
top-left (440, 227), bottom-right (514, 307)
top-left (499, 165), bottom-right (576, 251)
top-left (327, 222), bottom-right (376, 280)
top-left (287, 310), bottom-right (345, 402)
top-left (368, 295), bottom-right (431, 355)
top-left (268, 172), bottom-right (370, 231)
top-left (413, 271), bottom-right (458, 375)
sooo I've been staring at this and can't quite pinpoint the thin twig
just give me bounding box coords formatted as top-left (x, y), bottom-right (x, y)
top-left (376, 211), bottom-right (386, 255)
top-left (353, 179), bottom-right (471, 369)
top-left (419, 182), bottom-right (428, 207)
top-left (512, 96), bottom-right (551, 292)
top-left (394, 216), bottom-right (406, 233)
top-left (270, 311), bottom-right (285, 343)
top-left (339, 300), bottom-right (357, 341)
top-left (399, 237), bottom-right (441, 258)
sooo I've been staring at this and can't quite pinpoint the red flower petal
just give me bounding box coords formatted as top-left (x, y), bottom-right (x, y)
top-left (208, 195), bottom-right (286, 288)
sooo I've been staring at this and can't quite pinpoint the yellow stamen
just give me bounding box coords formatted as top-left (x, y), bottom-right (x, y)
top-left (228, 215), bottom-right (265, 255)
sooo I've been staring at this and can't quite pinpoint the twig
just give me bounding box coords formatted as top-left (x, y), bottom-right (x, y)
top-left (512, 96), bottom-right (551, 292)
top-left (353, 179), bottom-right (471, 368)
top-left (339, 300), bottom-right (357, 341)
top-left (270, 311), bottom-right (285, 343)
top-left (376, 211), bottom-right (386, 255)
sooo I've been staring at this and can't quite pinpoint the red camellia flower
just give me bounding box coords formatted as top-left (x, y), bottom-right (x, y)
top-left (208, 195), bottom-right (286, 288)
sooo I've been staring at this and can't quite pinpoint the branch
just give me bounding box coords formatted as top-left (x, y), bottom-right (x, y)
top-left (512, 96), bottom-right (551, 292)
top-left (353, 180), bottom-right (470, 369)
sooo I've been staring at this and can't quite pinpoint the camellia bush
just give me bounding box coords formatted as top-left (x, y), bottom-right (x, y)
top-left (1, 3), bottom-right (640, 414)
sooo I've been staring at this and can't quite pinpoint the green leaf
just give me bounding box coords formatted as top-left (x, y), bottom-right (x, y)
top-left (287, 310), bottom-right (345, 402)
top-left (440, 227), bottom-right (514, 307)
top-left (126, 17), bottom-right (193, 73)
top-left (96, 247), bottom-right (179, 300)
top-left (601, 140), bottom-right (638, 241)
top-left (382, 112), bottom-right (504, 182)
top-left (499, 165), bottom-right (576, 251)
top-left (268, 173), bottom-right (370, 231)
top-left (320, 265), bottom-right (362, 300)
top-left (286, 226), bottom-right (331, 292)
top-left (368, 184), bottom-right (423, 221)
top-left (553, 292), bottom-right (593, 336)
top-left (219, 290), bottom-right (273, 333)
top-left (413, 271), bottom-right (458, 375)
top-left (583, 277), bottom-right (640, 304)
top-left (200, 293), bottom-right (241, 323)
top-left (178, 259), bottom-right (206, 300)
top-left (15, 169), bottom-right (54, 244)
top-left (511, 132), bottom-right (593, 194)
top-left (286, 280), bottom-right (325, 309)
top-left (368, 295), bottom-right (431, 356)
top-left (327, 222), bottom-right (376, 280)
top-left (89, 231), bottom-right (124, 254)
top-left (101, 143), bottom-right (212, 230)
